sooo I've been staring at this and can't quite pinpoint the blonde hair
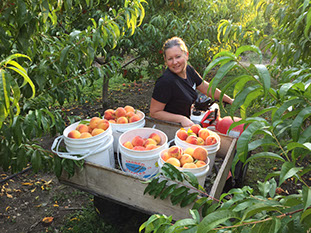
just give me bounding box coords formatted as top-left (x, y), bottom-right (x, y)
top-left (162, 37), bottom-right (188, 57)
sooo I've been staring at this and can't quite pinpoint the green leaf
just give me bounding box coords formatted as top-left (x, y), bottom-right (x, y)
top-left (235, 45), bottom-right (262, 63)
top-left (301, 207), bottom-right (311, 224)
top-left (198, 210), bottom-right (239, 232)
top-left (241, 202), bottom-right (281, 221)
top-left (183, 171), bottom-right (199, 188)
top-left (230, 85), bottom-right (259, 116)
top-left (159, 184), bottom-right (178, 200)
top-left (272, 98), bottom-right (302, 121)
top-left (245, 152), bottom-right (285, 165)
top-left (254, 64), bottom-right (271, 98)
top-left (304, 8), bottom-right (311, 38)
top-left (279, 162), bottom-right (302, 185)
top-left (180, 192), bottom-right (198, 208)
top-left (287, 142), bottom-right (311, 152)
top-left (291, 107), bottom-right (311, 141)
top-left (209, 61), bottom-right (237, 100)
top-left (203, 56), bottom-right (235, 79)
top-left (302, 186), bottom-right (311, 211)
top-left (236, 121), bottom-right (267, 162)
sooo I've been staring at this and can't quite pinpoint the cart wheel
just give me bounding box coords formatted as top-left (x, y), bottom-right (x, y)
top-left (233, 154), bottom-right (250, 188)
top-left (93, 195), bottom-right (150, 227)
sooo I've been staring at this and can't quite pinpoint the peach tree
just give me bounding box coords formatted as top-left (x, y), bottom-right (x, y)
top-left (0, 0), bottom-right (146, 174)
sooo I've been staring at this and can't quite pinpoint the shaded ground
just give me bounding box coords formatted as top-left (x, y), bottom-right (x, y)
top-left (1, 78), bottom-right (310, 232)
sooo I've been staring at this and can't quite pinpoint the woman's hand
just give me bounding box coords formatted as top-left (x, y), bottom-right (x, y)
top-left (180, 116), bottom-right (194, 127)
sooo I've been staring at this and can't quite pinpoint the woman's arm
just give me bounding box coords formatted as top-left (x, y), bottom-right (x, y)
top-left (197, 80), bottom-right (234, 104)
top-left (149, 98), bottom-right (194, 127)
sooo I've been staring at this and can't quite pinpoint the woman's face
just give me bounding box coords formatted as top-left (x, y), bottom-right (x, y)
top-left (164, 46), bottom-right (188, 78)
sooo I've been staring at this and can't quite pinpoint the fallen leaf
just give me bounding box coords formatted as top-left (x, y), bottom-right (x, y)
top-left (42, 217), bottom-right (54, 224)
top-left (6, 193), bottom-right (13, 198)
top-left (53, 204), bottom-right (59, 207)
top-left (21, 182), bottom-right (33, 186)
top-left (5, 206), bottom-right (10, 211)
top-left (31, 188), bottom-right (36, 193)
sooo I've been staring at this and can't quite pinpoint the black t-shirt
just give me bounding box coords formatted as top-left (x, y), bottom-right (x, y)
top-left (152, 65), bottom-right (203, 118)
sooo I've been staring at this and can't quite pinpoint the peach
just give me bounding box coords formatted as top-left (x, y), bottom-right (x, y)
top-left (167, 146), bottom-right (183, 160)
top-left (183, 163), bottom-right (197, 169)
top-left (190, 124), bottom-right (202, 135)
top-left (161, 152), bottom-right (172, 162)
top-left (129, 114), bottom-right (141, 123)
top-left (125, 111), bottom-right (135, 119)
top-left (91, 128), bottom-right (105, 136)
top-left (197, 137), bottom-right (205, 145)
top-left (76, 124), bottom-right (89, 133)
top-left (133, 146), bottom-right (146, 151)
top-left (115, 107), bottom-right (126, 118)
top-left (97, 119), bottom-right (109, 131)
top-left (184, 147), bottom-right (194, 156)
top-left (205, 136), bottom-right (218, 145)
top-left (116, 116), bottom-right (128, 124)
top-left (68, 130), bottom-right (81, 139)
top-left (166, 157), bottom-right (181, 167)
top-left (149, 133), bottom-right (161, 144)
top-left (144, 138), bottom-right (157, 147)
top-left (192, 147), bottom-right (208, 161)
top-left (79, 132), bottom-right (92, 139)
top-left (131, 136), bottom-right (145, 147)
top-left (186, 135), bottom-right (198, 145)
top-left (180, 154), bottom-right (194, 167)
top-left (104, 109), bottom-right (115, 120)
top-left (108, 119), bottom-right (116, 123)
top-left (89, 117), bottom-right (101, 129)
top-left (177, 129), bottom-right (188, 141)
top-left (195, 160), bottom-right (207, 168)
top-left (123, 141), bottom-right (134, 149)
top-left (145, 144), bottom-right (158, 150)
top-left (198, 128), bottom-right (210, 141)
top-left (124, 105), bottom-right (135, 113)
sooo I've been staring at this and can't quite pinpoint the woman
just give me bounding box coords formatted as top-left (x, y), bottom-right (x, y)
top-left (150, 36), bottom-right (233, 127)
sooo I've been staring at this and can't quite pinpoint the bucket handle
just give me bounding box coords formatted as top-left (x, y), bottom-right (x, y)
top-left (51, 135), bottom-right (113, 161)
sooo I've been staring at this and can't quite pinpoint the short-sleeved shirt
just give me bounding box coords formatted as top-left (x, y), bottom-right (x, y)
top-left (152, 65), bottom-right (203, 118)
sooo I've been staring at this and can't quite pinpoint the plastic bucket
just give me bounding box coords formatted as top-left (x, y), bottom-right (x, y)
top-left (51, 120), bottom-right (115, 168)
top-left (63, 119), bottom-right (112, 153)
top-left (157, 158), bottom-right (209, 188)
top-left (174, 130), bottom-right (220, 176)
top-left (110, 110), bottom-right (145, 152)
top-left (84, 135), bottom-right (115, 168)
top-left (118, 127), bottom-right (168, 179)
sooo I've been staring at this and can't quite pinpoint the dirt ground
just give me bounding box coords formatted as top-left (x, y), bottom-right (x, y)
top-left (1, 78), bottom-right (310, 232)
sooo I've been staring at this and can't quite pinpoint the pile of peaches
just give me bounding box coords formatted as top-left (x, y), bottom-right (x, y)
top-left (67, 117), bottom-right (109, 139)
top-left (122, 133), bottom-right (162, 151)
top-left (161, 146), bottom-right (208, 169)
top-left (104, 105), bottom-right (142, 124)
top-left (177, 124), bottom-right (218, 146)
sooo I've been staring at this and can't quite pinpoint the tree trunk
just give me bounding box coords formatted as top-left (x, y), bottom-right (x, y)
top-left (102, 75), bottom-right (109, 109)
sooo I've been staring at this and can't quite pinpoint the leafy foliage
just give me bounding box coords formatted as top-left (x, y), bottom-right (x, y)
top-left (0, 0), bottom-right (146, 173)
top-left (141, 164), bottom-right (311, 233)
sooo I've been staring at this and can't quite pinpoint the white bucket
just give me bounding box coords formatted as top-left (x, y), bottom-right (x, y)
top-left (174, 130), bottom-right (220, 176)
top-left (84, 135), bottom-right (115, 168)
top-left (118, 127), bottom-right (168, 179)
top-left (51, 120), bottom-right (115, 168)
top-left (63, 119), bottom-right (112, 153)
top-left (157, 158), bottom-right (209, 188)
top-left (110, 110), bottom-right (145, 152)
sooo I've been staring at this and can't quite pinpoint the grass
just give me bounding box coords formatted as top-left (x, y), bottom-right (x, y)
top-left (58, 202), bottom-right (119, 233)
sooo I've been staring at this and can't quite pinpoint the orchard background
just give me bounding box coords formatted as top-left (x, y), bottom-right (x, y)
top-left (0, 0), bottom-right (310, 232)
